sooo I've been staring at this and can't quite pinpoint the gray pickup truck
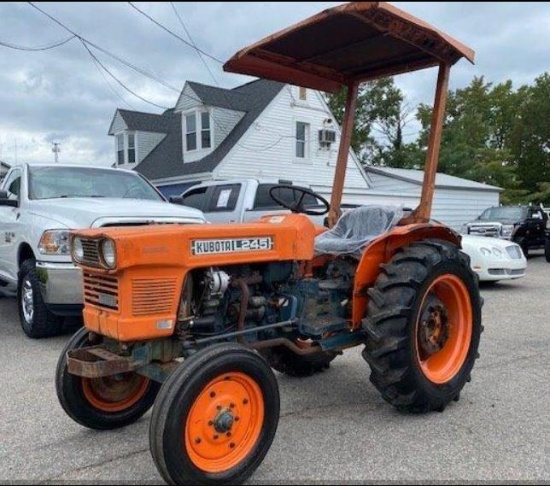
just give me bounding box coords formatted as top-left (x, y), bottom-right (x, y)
top-left (171, 179), bottom-right (336, 226)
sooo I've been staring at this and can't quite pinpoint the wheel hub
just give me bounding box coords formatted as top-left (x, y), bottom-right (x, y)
top-left (418, 297), bottom-right (450, 357)
top-left (213, 409), bottom-right (235, 433)
top-left (22, 278), bottom-right (34, 323)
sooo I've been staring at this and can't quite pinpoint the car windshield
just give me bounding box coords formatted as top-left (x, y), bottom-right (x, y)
top-left (479, 207), bottom-right (527, 221)
top-left (28, 166), bottom-right (164, 201)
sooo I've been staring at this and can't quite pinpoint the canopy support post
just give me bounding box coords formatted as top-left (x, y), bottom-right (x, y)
top-left (401, 62), bottom-right (451, 225)
top-left (328, 82), bottom-right (359, 228)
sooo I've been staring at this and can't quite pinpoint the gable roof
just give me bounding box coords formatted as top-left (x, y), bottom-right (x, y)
top-left (108, 109), bottom-right (173, 135)
top-left (136, 79), bottom-right (285, 181)
top-left (365, 166), bottom-right (503, 192)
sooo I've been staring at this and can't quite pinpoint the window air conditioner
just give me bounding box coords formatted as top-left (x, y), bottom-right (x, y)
top-left (318, 129), bottom-right (336, 144)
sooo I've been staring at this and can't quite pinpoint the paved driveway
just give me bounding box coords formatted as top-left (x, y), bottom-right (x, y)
top-left (1, 255), bottom-right (549, 483)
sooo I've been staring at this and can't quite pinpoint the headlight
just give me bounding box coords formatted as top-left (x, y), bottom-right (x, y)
top-left (480, 246), bottom-right (504, 259)
top-left (501, 224), bottom-right (514, 238)
top-left (72, 236), bottom-right (85, 263)
top-left (38, 230), bottom-right (71, 255)
top-left (100, 239), bottom-right (117, 269)
top-left (480, 247), bottom-right (492, 257)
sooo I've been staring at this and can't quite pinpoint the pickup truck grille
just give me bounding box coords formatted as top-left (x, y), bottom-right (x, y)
top-left (81, 239), bottom-right (101, 267)
top-left (83, 273), bottom-right (119, 311)
top-left (132, 278), bottom-right (177, 316)
top-left (468, 224), bottom-right (500, 237)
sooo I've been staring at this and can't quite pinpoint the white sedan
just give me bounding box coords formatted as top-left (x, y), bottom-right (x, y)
top-left (460, 235), bottom-right (527, 282)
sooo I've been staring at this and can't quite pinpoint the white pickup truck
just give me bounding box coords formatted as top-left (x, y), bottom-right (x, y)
top-left (171, 179), bottom-right (334, 225)
top-left (0, 164), bottom-right (206, 338)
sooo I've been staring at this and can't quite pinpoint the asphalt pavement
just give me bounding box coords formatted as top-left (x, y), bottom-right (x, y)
top-left (1, 254), bottom-right (549, 484)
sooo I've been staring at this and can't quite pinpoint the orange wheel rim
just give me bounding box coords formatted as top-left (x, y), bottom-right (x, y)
top-left (185, 372), bottom-right (264, 474)
top-left (82, 373), bottom-right (150, 413)
top-left (416, 274), bottom-right (473, 384)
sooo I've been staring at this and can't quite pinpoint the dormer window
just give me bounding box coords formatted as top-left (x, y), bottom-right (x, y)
top-left (185, 109), bottom-right (212, 152)
top-left (116, 134), bottom-right (124, 165)
top-left (186, 113), bottom-right (197, 151)
top-left (115, 132), bottom-right (137, 166)
top-left (128, 133), bottom-right (136, 164)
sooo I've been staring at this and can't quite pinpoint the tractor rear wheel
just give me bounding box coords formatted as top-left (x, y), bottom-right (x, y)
top-left (150, 343), bottom-right (279, 485)
top-left (56, 327), bottom-right (160, 430)
top-left (362, 240), bottom-right (482, 413)
top-left (259, 345), bottom-right (337, 377)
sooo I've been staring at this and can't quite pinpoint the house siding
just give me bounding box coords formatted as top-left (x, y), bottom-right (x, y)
top-left (214, 87), bottom-right (370, 198)
top-left (110, 112), bottom-right (127, 135)
top-left (361, 172), bottom-right (499, 230)
top-left (175, 85), bottom-right (201, 113)
top-left (137, 132), bottom-right (166, 164)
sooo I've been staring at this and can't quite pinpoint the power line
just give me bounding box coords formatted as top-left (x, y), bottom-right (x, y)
top-left (127, 2), bottom-right (224, 64)
top-left (0, 35), bottom-right (76, 51)
top-left (170, 2), bottom-right (220, 87)
top-left (80, 40), bottom-right (170, 110)
top-left (25, 2), bottom-right (302, 153)
top-left (27, 2), bottom-right (173, 109)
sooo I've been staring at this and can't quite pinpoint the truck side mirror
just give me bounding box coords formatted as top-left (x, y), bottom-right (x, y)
top-left (0, 190), bottom-right (18, 207)
top-left (169, 196), bottom-right (184, 205)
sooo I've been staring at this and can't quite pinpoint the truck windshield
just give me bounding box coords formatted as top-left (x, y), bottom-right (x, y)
top-left (28, 166), bottom-right (164, 201)
top-left (479, 207), bottom-right (527, 221)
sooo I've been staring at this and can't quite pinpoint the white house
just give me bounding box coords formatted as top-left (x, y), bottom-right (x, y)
top-left (108, 79), bottom-right (371, 204)
top-left (107, 79), bottom-right (501, 229)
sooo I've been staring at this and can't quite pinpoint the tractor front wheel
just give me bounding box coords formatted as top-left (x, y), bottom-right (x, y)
top-left (362, 240), bottom-right (482, 413)
top-left (150, 343), bottom-right (279, 485)
top-left (55, 327), bottom-right (160, 430)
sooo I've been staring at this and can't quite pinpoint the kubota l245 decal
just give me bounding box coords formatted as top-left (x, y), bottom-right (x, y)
top-left (191, 237), bottom-right (274, 256)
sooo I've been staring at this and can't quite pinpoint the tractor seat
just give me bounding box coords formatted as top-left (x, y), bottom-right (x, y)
top-left (314, 205), bottom-right (404, 257)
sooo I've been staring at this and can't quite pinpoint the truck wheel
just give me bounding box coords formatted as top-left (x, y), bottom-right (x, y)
top-left (545, 238), bottom-right (550, 262)
top-left (56, 327), bottom-right (160, 430)
top-left (18, 259), bottom-right (62, 338)
top-left (150, 343), bottom-right (279, 485)
top-left (362, 240), bottom-right (482, 414)
top-left (259, 345), bottom-right (337, 377)
top-left (515, 237), bottom-right (529, 258)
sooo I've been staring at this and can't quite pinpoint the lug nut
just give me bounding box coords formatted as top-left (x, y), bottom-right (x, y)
top-left (243, 399), bottom-right (249, 405)
top-left (195, 438), bottom-right (201, 444)
top-left (210, 391), bottom-right (216, 398)
top-left (229, 443), bottom-right (235, 449)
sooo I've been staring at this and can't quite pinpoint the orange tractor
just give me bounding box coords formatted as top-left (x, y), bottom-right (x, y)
top-left (56, 3), bottom-right (482, 484)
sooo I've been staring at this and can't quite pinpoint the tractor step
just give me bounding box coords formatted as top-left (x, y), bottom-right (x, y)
top-left (319, 330), bottom-right (366, 352)
top-left (300, 317), bottom-right (348, 337)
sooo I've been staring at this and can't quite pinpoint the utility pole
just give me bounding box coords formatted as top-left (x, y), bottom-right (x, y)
top-left (52, 142), bottom-right (61, 163)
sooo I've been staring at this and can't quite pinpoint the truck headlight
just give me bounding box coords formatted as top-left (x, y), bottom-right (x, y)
top-left (501, 224), bottom-right (514, 238)
top-left (38, 230), bottom-right (71, 255)
top-left (100, 239), bottom-right (117, 269)
top-left (72, 236), bottom-right (85, 263)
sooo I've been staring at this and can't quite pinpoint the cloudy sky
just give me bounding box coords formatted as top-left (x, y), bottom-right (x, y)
top-left (1, 2), bottom-right (550, 168)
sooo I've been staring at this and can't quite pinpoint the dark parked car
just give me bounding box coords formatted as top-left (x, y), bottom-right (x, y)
top-left (462, 205), bottom-right (547, 257)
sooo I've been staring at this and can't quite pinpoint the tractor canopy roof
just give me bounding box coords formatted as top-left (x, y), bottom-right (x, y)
top-left (224, 1), bottom-right (474, 93)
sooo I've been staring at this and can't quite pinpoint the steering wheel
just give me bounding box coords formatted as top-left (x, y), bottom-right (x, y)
top-left (269, 185), bottom-right (330, 216)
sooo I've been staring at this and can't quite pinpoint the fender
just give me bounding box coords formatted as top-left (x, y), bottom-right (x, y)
top-left (351, 223), bottom-right (461, 329)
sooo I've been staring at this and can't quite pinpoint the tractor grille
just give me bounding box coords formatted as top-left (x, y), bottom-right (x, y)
top-left (81, 239), bottom-right (101, 267)
top-left (132, 278), bottom-right (177, 316)
top-left (83, 273), bottom-right (119, 311)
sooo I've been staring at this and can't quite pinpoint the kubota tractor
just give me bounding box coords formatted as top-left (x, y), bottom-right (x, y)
top-left (56, 3), bottom-right (482, 484)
